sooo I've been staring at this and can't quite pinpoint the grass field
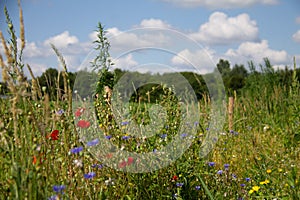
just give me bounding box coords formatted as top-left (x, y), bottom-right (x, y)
top-left (0, 3), bottom-right (299, 200)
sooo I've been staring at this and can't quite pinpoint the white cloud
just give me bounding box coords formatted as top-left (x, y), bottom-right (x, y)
top-left (292, 30), bottom-right (300, 43)
top-left (190, 12), bottom-right (259, 45)
top-left (139, 18), bottom-right (172, 29)
top-left (225, 40), bottom-right (289, 65)
top-left (44, 31), bottom-right (79, 49)
top-left (112, 54), bottom-right (138, 70)
top-left (171, 48), bottom-right (217, 74)
top-left (160, 0), bottom-right (278, 9)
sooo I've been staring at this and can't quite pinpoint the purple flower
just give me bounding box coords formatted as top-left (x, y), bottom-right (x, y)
top-left (53, 185), bottom-right (66, 193)
top-left (48, 195), bottom-right (59, 200)
top-left (176, 182), bottom-right (184, 187)
top-left (245, 177), bottom-right (251, 182)
top-left (194, 121), bottom-right (199, 126)
top-left (122, 135), bottom-right (130, 140)
top-left (91, 164), bottom-right (104, 169)
top-left (160, 134), bottom-right (167, 139)
top-left (208, 162), bottom-right (215, 167)
top-left (232, 173), bottom-right (237, 179)
top-left (195, 185), bottom-right (201, 190)
top-left (181, 133), bottom-right (188, 138)
top-left (217, 170), bottom-right (223, 175)
top-left (240, 183), bottom-right (246, 187)
top-left (224, 164), bottom-right (230, 170)
top-left (70, 146), bottom-right (83, 154)
top-left (84, 172), bottom-right (96, 179)
top-left (121, 121), bottom-right (129, 126)
top-left (230, 130), bottom-right (239, 135)
top-left (87, 138), bottom-right (99, 147)
top-left (56, 109), bottom-right (64, 115)
top-left (153, 149), bottom-right (157, 153)
top-left (105, 135), bottom-right (112, 140)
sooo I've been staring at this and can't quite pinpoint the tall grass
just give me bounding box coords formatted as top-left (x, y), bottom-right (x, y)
top-left (0, 2), bottom-right (299, 200)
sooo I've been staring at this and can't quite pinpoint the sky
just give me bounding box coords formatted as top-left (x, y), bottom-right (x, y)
top-left (0, 0), bottom-right (300, 78)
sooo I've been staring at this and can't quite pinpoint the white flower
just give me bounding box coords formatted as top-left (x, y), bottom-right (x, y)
top-left (73, 159), bottom-right (83, 168)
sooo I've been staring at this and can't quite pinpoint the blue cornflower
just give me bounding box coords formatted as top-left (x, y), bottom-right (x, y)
top-left (245, 177), bottom-right (251, 182)
top-left (84, 172), bottom-right (96, 179)
top-left (194, 121), bottom-right (199, 126)
top-left (208, 162), bottom-right (215, 167)
top-left (70, 146), bottom-right (83, 154)
top-left (232, 173), bottom-right (237, 179)
top-left (53, 185), bottom-right (66, 193)
top-left (224, 163), bottom-right (230, 170)
top-left (87, 138), bottom-right (99, 147)
top-left (217, 170), bottom-right (223, 175)
top-left (195, 185), bottom-right (201, 190)
top-left (122, 135), bottom-right (130, 140)
top-left (181, 133), bottom-right (188, 138)
top-left (121, 121), bottom-right (129, 126)
top-left (91, 164), bottom-right (104, 169)
top-left (56, 109), bottom-right (64, 115)
top-left (48, 195), bottom-right (59, 200)
top-left (160, 134), bottom-right (167, 139)
top-left (240, 183), bottom-right (246, 187)
top-left (176, 182), bottom-right (184, 187)
top-left (105, 135), bottom-right (112, 140)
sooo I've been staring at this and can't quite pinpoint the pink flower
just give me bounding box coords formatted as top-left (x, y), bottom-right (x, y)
top-left (77, 120), bottom-right (90, 128)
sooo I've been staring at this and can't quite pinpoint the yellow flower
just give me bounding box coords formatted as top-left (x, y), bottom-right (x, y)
top-left (278, 168), bottom-right (283, 172)
top-left (266, 169), bottom-right (272, 173)
top-left (252, 186), bottom-right (260, 192)
top-left (260, 179), bottom-right (270, 185)
top-left (249, 189), bottom-right (254, 194)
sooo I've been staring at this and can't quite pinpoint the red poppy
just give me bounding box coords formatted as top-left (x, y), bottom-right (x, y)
top-left (106, 153), bottom-right (113, 159)
top-left (127, 157), bottom-right (134, 165)
top-left (77, 120), bottom-right (90, 128)
top-left (33, 155), bottom-right (37, 165)
top-left (75, 108), bottom-right (85, 117)
top-left (118, 161), bottom-right (127, 168)
top-left (172, 175), bottom-right (178, 181)
top-left (46, 129), bottom-right (59, 140)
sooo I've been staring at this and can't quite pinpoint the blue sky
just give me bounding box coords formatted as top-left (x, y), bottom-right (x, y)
top-left (0, 0), bottom-right (300, 76)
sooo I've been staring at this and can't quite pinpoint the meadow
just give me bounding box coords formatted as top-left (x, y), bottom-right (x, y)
top-left (0, 3), bottom-right (299, 200)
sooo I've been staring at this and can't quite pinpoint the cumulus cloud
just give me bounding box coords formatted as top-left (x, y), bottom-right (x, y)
top-left (171, 48), bottom-right (217, 74)
top-left (139, 18), bottom-right (172, 29)
top-left (190, 12), bottom-right (259, 45)
top-left (292, 30), bottom-right (300, 43)
top-left (44, 31), bottom-right (79, 49)
top-left (225, 40), bottom-right (289, 65)
top-left (160, 0), bottom-right (278, 9)
top-left (112, 54), bottom-right (138, 70)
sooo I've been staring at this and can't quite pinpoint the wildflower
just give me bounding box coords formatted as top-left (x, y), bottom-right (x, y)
top-left (266, 169), bottom-right (272, 174)
top-left (105, 135), bottom-right (112, 140)
top-left (176, 182), bottom-right (184, 187)
top-left (230, 130), bottom-right (239, 135)
top-left (53, 185), bottom-right (66, 193)
top-left (106, 153), bottom-right (113, 158)
top-left (224, 164), bottom-right (230, 170)
top-left (161, 134), bottom-right (167, 139)
top-left (70, 146), bottom-right (83, 154)
top-left (260, 179), bottom-right (270, 185)
top-left (252, 186), bottom-right (260, 192)
top-left (91, 164), bottom-right (104, 169)
top-left (87, 138), bottom-right (99, 147)
top-left (240, 183), bottom-right (246, 187)
top-left (172, 175), bottom-right (178, 181)
top-left (153, 149), bottom-right (157, 153)
top-left (217, 170), bottom-right (223, 175)
top-left (195, 185), bottom-right (201, 190)
top-left (77, 120), bottom-right (90, 128)
top-left (208, 162), bottom-right (215, 167)
top-left (48, 195), bottom-right (59, 200)
top-left (73, 159), bottom-right (83, 168)
top-left (118, 160), bottom-right (127, 168)
top-left (121, 121), bottom-right (129, 126)
top-left (194, 121), bottom-right (199, 126)
top-left (127, 157), bottom-right (134, 165)
top-left (105, 177), bottom-right (115, 185)
top-left (47, 130), bottom-right (59, 140)
top-left (245, 177), bottom-right (251, 182)
top-left (32, 155), bottom-right (37, 165)
top-left (278, 168), bottom-right (283, 172)
top-left (84, 172), bottom-right (96, 179)
top-left (75, 107), bottom-right (85, 117)
top-left (56, 109), bottom-right (64, 115)
top-left (181, 133), bottom-right (188, 138)
top-left (232, 173), bottom-right (237, 179)
top-left (122, 135), bottom-right (130, 140)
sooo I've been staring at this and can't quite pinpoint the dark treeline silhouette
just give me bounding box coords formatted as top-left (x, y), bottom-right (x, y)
top-left (0, 58), bottom-right (299, 101)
